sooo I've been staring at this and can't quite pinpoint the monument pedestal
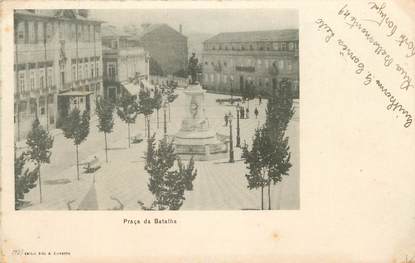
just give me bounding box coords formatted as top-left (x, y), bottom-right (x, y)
top-left (173, 84), bottom-right (228, 161)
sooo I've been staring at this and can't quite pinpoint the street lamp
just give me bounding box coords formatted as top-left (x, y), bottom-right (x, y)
top-left (163, 101), bottom-right (167, 138)
top-left (236, 104), bottom-right (241, 148)
top-left (228, 112), bottom-right (234, 163)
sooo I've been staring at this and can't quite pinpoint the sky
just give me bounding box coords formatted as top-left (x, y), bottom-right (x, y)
top-left (90, 9), bottom-right (298, 36)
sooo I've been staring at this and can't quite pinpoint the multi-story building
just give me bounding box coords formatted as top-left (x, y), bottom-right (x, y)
top-left (129, 24), bottom-right (188, 76)
top-left (14, 9), bottom-right (103, 141)
top-left (102, 25), bottom-right (150, 102)
top-left (201, 29), bottom-right (299, 98)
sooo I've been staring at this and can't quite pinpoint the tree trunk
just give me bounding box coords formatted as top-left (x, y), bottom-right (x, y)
top-left (128, 122), bottom-right (130, 148)
top-left (144, 116), bottom-right (147, 138)
top-left (247, 100), bottom-right (250, 118)
top-left (268, 182), bottom-right (271, 210)
top-left (261, 186), bottom-right (264, 210)
top-left (76, 144), bottom-right (80, 180)
top-left (38, 164), bottom-right (42, 203)
top-left (104, 132), bottom-right (108, 163)
top-left (168, 103), bottom-right (171, 122)
top-left (147, 116), bottom-right (151, 138)
top-left (157, 109), bottom-right (159, 129)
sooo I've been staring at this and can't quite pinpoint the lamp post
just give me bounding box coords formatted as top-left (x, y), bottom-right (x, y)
top-left (163, 101), bottom-right (167, 138)
top-left (236, 104), bottom-right (241, 148)
top-left (228, 113), bottom-right (234, 163)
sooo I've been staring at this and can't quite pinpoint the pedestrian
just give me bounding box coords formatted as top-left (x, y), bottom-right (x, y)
top-left (224, 114), bottom-right (229, 126)
top-left (246, 107), bottom-right (249, 119)
top-left (240, 107), bottom-right (244, 119)
top-left (254, 107), bottom-right (259, 119)
top-left (259, 95), bottom-right (262, 105)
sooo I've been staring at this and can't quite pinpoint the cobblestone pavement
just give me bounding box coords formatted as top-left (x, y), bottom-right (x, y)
top-left (22, 89), bottom-right (299, 210)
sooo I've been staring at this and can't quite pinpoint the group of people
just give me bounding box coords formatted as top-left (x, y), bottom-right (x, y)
top-left (224, 104), bottom-right (260, 127)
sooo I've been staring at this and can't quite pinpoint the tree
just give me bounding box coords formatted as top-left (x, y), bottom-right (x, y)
top-left (262, 80), bottom-right (294, 209)
top-left (149, 57), bottom-right (164, 76)
top-left (15, 151), bottom-right (39, 209)
top-left (241, 128), bottom-right (267, 209)
top-left (61, 108), bottom-right (90, 180)
top-left (116, 94), bottom-right (139, 148)
top-left (153, 87), bottom-right (163, 129)
top-left (26, 119), bottom-right (54, 203)
top-left (96, 97), bottom-right (115, 163)
top-left (141, 136), bottom-right (197, 210)
top-left (138, 88), bottom-right (156, 138)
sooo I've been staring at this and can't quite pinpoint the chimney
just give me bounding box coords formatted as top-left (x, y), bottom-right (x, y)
top-left (179, 24), bottom-right (183, 34)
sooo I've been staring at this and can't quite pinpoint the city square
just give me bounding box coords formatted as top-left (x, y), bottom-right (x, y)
top-left (13, 9), bottom-right (299, 210)
top-left (20, 89), bottom-right (299, 210)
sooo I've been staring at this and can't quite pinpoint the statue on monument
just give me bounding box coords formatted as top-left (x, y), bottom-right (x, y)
top-left (188, 52), bottom-right (199, 85)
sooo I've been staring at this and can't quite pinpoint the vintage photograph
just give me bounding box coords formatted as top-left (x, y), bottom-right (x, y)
top-left (13, 8), bottom-right (299, 211)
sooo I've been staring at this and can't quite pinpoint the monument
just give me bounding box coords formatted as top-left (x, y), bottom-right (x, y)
top-left (173, 54), bottom-right (228, 161)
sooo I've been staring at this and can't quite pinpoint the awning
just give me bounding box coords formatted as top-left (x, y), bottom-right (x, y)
top-left (58, 91), bottom-right (93, 97)
top-left (122, 82), bottom-right (140, 96)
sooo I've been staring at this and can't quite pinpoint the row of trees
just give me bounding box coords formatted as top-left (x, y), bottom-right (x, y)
top-left (242, 79), bottom-right (294, 210)
top-left (14, 83), bottom-right (179, 208)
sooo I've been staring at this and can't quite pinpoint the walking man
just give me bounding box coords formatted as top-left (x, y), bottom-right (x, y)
top-left (254, 107), bottom-right (259, 119)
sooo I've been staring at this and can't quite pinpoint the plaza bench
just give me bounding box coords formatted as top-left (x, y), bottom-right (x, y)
top-left (216, 98), bottom-right (242, 105)
top-left (83, 156), bottom-right (101, 173)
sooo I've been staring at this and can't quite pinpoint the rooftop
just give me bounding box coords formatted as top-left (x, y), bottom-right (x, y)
top-left (14, 9), bottom-right (103, 23)
top-left (204, 29), bottom-right (298, 43)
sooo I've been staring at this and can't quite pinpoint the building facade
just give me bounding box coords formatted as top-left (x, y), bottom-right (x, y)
top-left (201, 29), bottom-right (299, 98)
top-left (132, 24), bottom-right (188, 76)
top-left (102, 25), bottom-right (150, 102)
top-left (14, 9), bottom-right (103, 141)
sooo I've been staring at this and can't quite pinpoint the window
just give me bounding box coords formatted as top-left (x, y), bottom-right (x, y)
top-left (30, 70), bottom-right (35, 90)
top-left (287, 60), bottom-right (293, 72)
top-left (85, 63), bottom-right (89, 79)
top-left (18, 71), bottom-right (25, 93)
top-left (28, 22), bottom-right (36, 43)
top-left (47, 67), bottom-right (53, 87)
top-left (59, 22), bottom-right (64, 40)
top-left (272, 42), bottom-right (280, 50)
top-left (210, 74), bottom-right (214, 83)
top-left (46, 23), bottom-right (53, 42)
top-left (17, 21), bottom-right (25, 43)
top-left (289, 42), bottom-right (294, 51)
top-left (78, 64), bottom-right (83, 79)
top-left (39, 68), bottom-right (45, 89)
top-left (91, 62), bottom-right (95, 78)
top-left (257, 59), bottom-right (262, 66)
top-left (216, 74), bottom-right (220, 83)
top-left (281, 42), bottom-right (287, 51)
top-left (72, 64), bottom-right (76, 81)
top-left (71, 24), bottom-right (76, 40)
top-left (265, 60), bottom-right (269, 69)
top-left (37, 22), bottom-right (44, 43)
top-left (278, 60), bottom-right (284, 70)
top-left (95, 25), bottom-right (101, 41)
top-left (223, 75), bottom-right (227, 83)
top-left (204, 73), bottom-right (208, 82)
top-left (97, 61), bottom-right (101, 76)
top-left (108, 63), bottom-right (116, 80)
